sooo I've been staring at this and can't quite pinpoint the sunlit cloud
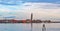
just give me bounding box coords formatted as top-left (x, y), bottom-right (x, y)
top-left (0, 0), bottom-right (60, 20)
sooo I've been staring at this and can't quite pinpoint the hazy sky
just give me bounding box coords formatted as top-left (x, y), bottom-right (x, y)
top-left (0, 0), bottom-right (60, 21)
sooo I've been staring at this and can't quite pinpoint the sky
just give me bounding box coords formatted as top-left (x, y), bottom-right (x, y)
top-left (0, 0), bottom-right (60, 21)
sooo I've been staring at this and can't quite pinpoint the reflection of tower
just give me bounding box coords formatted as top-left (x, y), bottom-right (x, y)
top-left (42, 24), bottom-right (46, 31)
top-left (31, 13), bottom-right (33, 31)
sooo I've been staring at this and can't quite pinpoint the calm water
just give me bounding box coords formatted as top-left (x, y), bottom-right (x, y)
top-left (0, 23), bottom-right (60, 31)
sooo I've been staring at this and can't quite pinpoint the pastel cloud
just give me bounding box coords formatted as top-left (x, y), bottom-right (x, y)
top-left (0, 0), bottom-right (24, 5)
top-left (16, 2), bottom-right (60, 20)
top-left (0, 2), bottom-right (60, 20)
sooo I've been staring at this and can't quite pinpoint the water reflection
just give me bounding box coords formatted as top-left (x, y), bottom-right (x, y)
top-left (0, 23), bottom-right (60, 31)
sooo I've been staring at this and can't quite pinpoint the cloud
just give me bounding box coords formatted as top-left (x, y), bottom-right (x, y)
top-left (16, 2), bottom-right (60, 20)
top-left (0, 2), bottom-right (60, 20)
top-left (0, 0), bottom-right (24, 5)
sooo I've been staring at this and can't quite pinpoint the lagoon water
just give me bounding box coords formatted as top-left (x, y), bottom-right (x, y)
top-left (0, 23), bottom-right (60, 31)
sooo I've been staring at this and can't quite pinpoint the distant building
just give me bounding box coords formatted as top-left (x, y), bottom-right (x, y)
top-left (26, 19), bottom-right (31, 23)
top-left (44, 20), bottom-right (51, 23)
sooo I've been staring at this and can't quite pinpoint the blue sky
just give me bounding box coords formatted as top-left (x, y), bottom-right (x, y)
top-left (0, 0), bottom-right (60, 5)
top-left (21, 0), bottom-right (60, 3)
top-left (0, 0), bottom-right (60, 21)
